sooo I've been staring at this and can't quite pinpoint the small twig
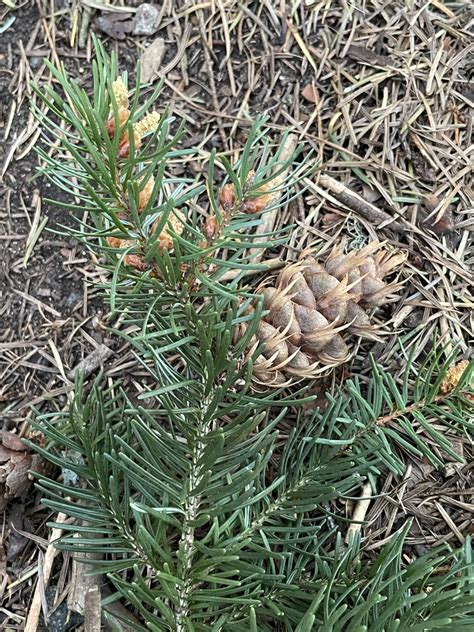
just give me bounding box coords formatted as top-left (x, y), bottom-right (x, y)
top-left (68, 553), bottom-right (98, 618)
top-left (24, 513), bottom-right (68, 632)
top-left (317, 174), bottom-right (405, 232)
top-left (67, 343), bottom-right (114, 379)
top-left (376, 393), bottom-right (445, 426)
top-left (345, 482), bottom-right (373, 544)
top-left (68, 522), bottom-right (101, 622)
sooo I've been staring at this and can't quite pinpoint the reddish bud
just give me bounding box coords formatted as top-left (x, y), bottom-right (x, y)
top-left (219, 184), bottom-right (235, 210)
top-left (118, 129), bottom-right (141, 159)
top-left (106, 118), bottom-right (116, 138)
top-left (151, 211), bottom-right (185, 253)
top-left (118, 142), bottom-right (131, 159)
top-left (106, 236), bottom-right (126, 249)
top-left (203, 215), bottom-right (219, 241)
top-left (105, 107), bottom-right (130, 139)
top-left (242, 191), bottom-right (273, 214)
top-left (124, 253), bottom-right (149, 271)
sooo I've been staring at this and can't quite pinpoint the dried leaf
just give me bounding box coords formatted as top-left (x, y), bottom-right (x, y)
top-left (95, 12), bottom-right (134, 40)
top-left (423, 208), bottom-right (454, 235)
top-left (346, 45), bottom-right (393, 67)
top-left (140, 37), bottom-right (166, 84)
top-left (301, 83), bottom-right (319, 104)
top-left (0, 432), bottom-right (43, 511)
top-left (0, 430), bottom-right (25, 452)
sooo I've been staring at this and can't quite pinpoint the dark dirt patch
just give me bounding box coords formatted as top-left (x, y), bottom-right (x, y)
top-left (1, 5), bottom-right (108, 417)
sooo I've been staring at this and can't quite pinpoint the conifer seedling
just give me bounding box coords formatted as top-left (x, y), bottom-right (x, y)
top-left (29, 39), bottom-right (474, 631)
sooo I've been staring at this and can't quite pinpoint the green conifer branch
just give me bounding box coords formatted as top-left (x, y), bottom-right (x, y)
top-left (28, 39), bottom-right (474, 630)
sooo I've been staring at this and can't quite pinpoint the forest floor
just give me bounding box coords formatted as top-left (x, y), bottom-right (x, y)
top-left (0, 0), bottom-right (472, 629)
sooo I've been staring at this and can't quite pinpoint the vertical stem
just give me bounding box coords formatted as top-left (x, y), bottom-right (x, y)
top-left (175, 397), bottom-right (213, 630)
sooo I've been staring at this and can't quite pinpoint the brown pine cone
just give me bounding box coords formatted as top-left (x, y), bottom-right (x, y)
top-left (248, 241), bottom-right (405, 386)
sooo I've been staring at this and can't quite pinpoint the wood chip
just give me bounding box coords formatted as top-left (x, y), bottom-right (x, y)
top-left (345, 482), bottom-right (373, 544)
top-left (346, 45), bottom-right (393, 67)
top-left (140, 37), bottom-right (166, 84)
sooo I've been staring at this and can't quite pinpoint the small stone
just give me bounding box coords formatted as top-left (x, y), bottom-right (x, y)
top-left (61, 450), bottom-right (85, 487)
top-left (441, 463), bottom-right (460, 478)
top-left (37, 287), bottom-right (52, 298)
top-left (133, 4), bottom-right (160, 36)
top-left (29, 56), bottom-right (43, 70)
top-left (43, 586), bottom-right (75, 632)
top-left (65, 290), bottom-right (81, 308)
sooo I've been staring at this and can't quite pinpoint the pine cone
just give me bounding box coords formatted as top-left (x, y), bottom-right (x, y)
top-left (248, 241), bottom-right (405, 385)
